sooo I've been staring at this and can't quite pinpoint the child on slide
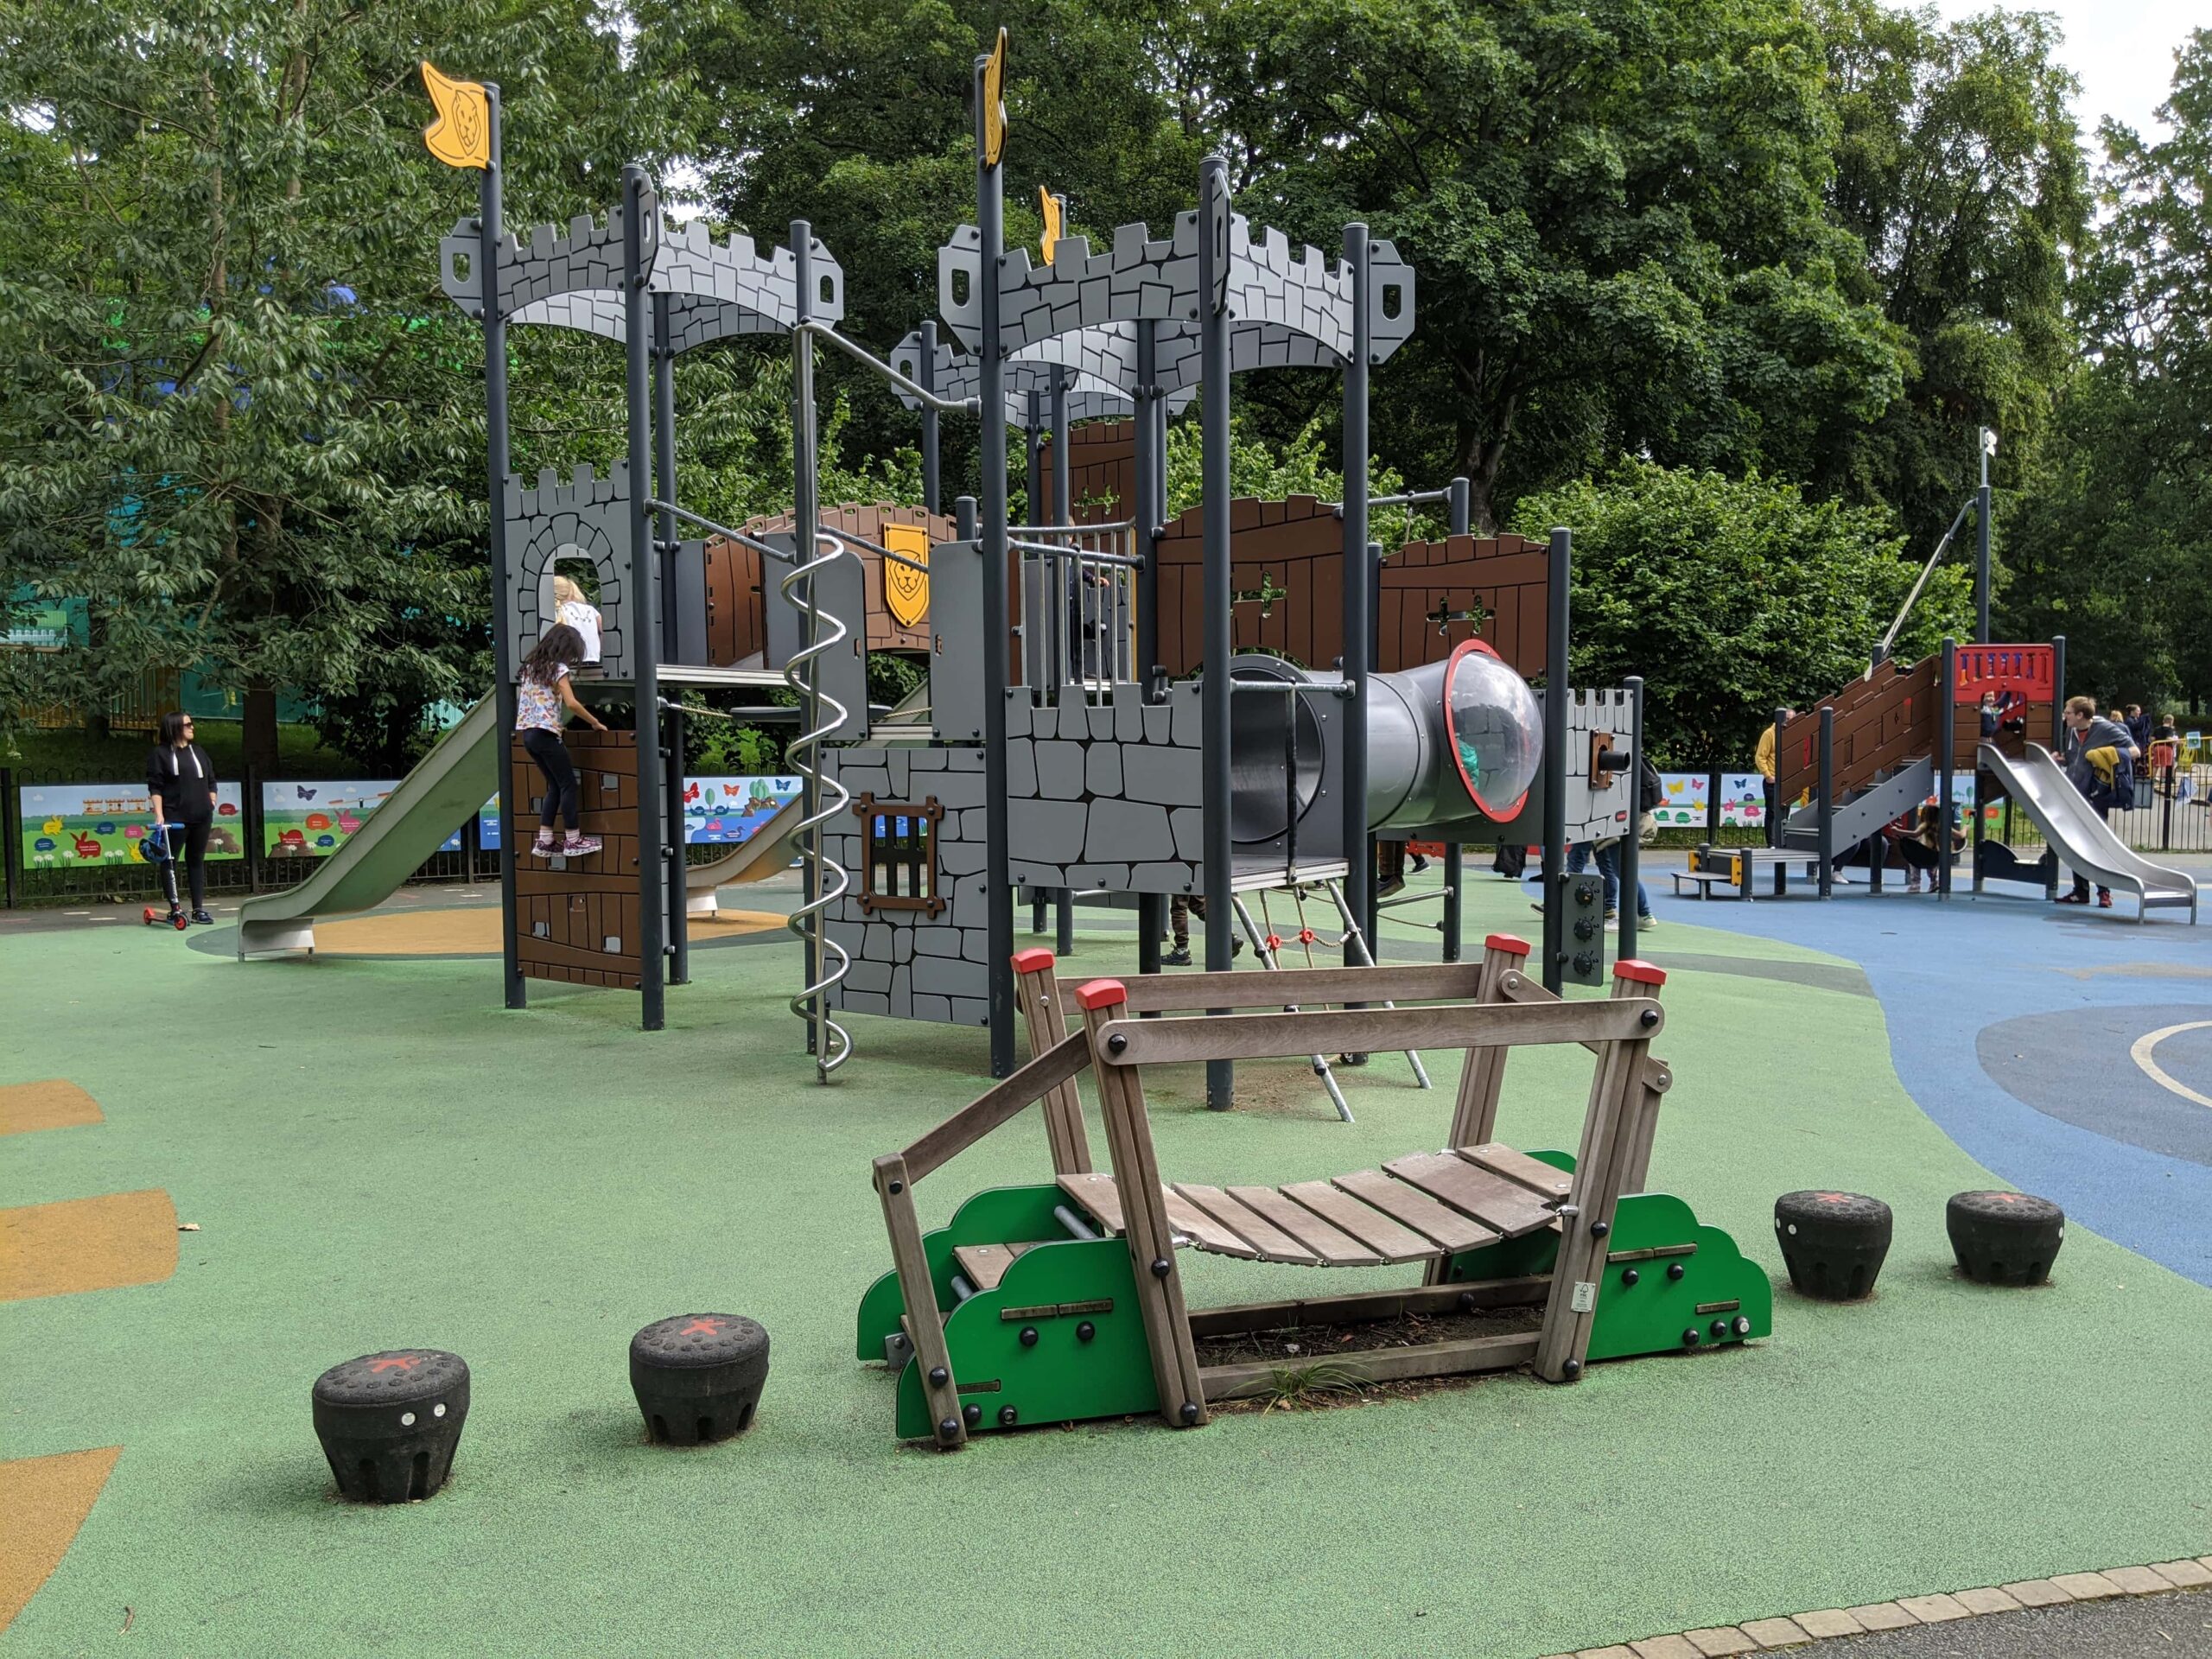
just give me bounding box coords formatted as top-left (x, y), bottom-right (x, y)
top-left (517, 624), bottom-right (609, 858)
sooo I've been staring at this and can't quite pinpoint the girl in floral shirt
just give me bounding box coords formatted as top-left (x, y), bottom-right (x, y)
top-left (517, 624), bottom-right (608, 857)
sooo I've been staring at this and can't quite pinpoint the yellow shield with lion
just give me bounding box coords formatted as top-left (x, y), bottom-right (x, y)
top-left (882, 523), bottom-right (931, 630)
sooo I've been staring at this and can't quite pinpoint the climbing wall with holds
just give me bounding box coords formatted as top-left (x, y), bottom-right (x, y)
top-left (512, 728), bottom-right (644, 988)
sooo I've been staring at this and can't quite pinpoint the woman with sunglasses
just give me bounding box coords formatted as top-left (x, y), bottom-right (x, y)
top-left (147, 711), bottom-right (218, 925)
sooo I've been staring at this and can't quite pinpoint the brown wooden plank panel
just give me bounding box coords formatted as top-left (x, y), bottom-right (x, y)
top-left (1171, 1184), bottom-right (1320, 1266)
top-left (1332, 1168), bottom-right (1497, 1251)
top-left (1058, 1172), bottom-right (1126, 1235)
top-left (952, 1243), bottom-right (1015, 1291)
top-left (1159, 1187), bottom-right (1262, 1259)
top-left (1383, 1151), bottom-right (1558, 1237)
top-left (1224, 1185), bottom-right (1380, 1267)
top-left (1458, 1144), bottom-right (1574, 1201)
top-left (1280, 1179), bottom-right (1437, 1263)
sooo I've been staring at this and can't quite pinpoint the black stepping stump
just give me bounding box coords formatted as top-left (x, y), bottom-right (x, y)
top-left (1948, 1190), bottom-right (2064, 1286)
top-left (631, 1314), bottom-right (769, 1446)
top-left (312, 1350), bottom-right (469, 1503)
top-left (1774, 1191), bottom-right (1893, 1300)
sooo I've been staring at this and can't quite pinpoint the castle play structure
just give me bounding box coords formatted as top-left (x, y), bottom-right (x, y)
top-left (235, 43), bottom-right (1673, 1100)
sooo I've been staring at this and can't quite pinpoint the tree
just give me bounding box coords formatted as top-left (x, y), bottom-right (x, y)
top-left (1511, 457), bottom-right (1969, 766)
top-left (0, 0), bottom-right (680, 766)
top-left (1198, 0), bottom-right (1908, 531)
top-left (1814, 0), bottom-right (2088, 549)
top-left (1999, 29), bottom-right (2212, 710)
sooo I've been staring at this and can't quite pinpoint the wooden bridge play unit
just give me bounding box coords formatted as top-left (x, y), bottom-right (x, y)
top-left (856, 938), bottom-right (1770, 1445)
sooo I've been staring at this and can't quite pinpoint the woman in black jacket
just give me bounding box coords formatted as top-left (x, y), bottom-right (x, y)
top-left (147, 711), bottom-right (218, 924)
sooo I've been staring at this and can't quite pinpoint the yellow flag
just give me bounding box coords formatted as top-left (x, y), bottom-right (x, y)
top-left (421, 61), bottom-right (492, 171)
top-left (1039, 188), bottom-right (1063, 265)
top-left (982, 29), bottom-right (1008, 168)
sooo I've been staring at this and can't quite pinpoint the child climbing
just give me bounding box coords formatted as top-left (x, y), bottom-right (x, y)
top-left (550, 575), bottom-right (603, 668)
top-left (518, 623), bottom-right (610, 858)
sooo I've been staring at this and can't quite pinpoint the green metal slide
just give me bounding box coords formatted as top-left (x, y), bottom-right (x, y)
top-left (235, 697), bottom-right (499, 959)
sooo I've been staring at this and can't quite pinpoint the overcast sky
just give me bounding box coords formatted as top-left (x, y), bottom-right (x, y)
top-left (1928, 1), bottom-right (2199, 144)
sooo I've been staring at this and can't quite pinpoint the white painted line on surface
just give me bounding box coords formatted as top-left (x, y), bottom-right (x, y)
top-left (2129, 1020), bottom-right (2212, 1110)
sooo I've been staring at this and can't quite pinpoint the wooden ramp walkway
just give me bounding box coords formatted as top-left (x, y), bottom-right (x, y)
top-left (950, 1143), bottom-right (1569, 1288)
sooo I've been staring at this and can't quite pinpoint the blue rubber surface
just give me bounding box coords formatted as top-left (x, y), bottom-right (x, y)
top-left (1649, 870), bottom-right (2212, 1285)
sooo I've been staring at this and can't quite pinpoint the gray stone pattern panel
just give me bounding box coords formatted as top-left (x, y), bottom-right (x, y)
top-left (1003, 682), bottom-right (1204, 896)
top-left (1564, 687), bottom-right (1639, 844)
top-left (504, 462), bottom-right (632, 682)
top-left (442, 202), bottom-right (842, 356)
top-left (935, 213), bottom-right (1414, 388)
top-left (817, 744), bottom-right (993, 1028)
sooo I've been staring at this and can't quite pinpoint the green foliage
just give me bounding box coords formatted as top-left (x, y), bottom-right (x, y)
top-left (1999, 29), bottom-right (2212, 711)
top-left (1162, 411), bottom-right (1402, 518)
top-left (1814, 0), bottom-right (2088, 548)
top-left (1200, 0), bottom-right (1907, 530)
top-left (1512, 458), bottom-right (1969, 766)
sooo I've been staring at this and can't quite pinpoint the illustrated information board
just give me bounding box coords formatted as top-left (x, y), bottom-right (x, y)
top-left (20, 783), bottom-right (247, 867)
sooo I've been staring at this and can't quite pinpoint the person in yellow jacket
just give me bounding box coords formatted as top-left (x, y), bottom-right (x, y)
top-left (1755, 709), bottom-right (1794, 845)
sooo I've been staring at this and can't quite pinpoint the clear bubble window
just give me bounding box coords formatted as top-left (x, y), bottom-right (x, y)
top-left (1443, 639), bottom-right (1542, 819)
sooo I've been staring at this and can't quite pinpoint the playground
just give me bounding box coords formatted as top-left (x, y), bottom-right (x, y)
top-left (7, 854), bottom-right (2212, 1656)
top-left (9, 27), bottom-right (2212, 1659)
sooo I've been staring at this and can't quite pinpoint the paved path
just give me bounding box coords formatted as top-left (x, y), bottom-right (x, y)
top-left (1815, 1588), bottom-right (2212, 1656)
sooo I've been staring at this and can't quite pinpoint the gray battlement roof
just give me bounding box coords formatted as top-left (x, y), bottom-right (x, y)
top-left (935, 209), bottom-right (1414, 390)
top-left (442, 192), bottom-right (843, 353)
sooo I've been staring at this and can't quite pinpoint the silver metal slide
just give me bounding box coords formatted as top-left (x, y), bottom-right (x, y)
top-left (1979, 741), bottom-right (2198, 923)
top-left (683, 794), bottom-right (804, 916)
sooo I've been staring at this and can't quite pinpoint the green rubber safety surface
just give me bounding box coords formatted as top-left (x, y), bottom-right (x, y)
top-left (5, 887), bottom-right (2212, 1658)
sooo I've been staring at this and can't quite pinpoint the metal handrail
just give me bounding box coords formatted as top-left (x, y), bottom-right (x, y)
top-left (648, 499), bottom-right (794, 564)
top-left (815, 520), bottom-right (931, 574)
top-left (797, 320), bottom-right (977, 415)
top-left (1873, 495), bottom-right (1974, 670)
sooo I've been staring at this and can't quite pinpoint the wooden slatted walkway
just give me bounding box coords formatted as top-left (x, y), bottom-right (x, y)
top-left (1047, 1143), bottom-right (1569, 1269)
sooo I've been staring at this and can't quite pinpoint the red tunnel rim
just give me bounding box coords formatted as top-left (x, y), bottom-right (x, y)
top-left (1443, 638), bottom-right (1532, 823)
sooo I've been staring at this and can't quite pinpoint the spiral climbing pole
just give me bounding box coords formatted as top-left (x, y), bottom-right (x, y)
top-left (784, 528), bottom-right (855, 1079)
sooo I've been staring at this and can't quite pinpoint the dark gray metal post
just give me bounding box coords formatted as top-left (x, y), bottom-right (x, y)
top-left (1975, 441), bottom-right (1993, 645)
top-left (1706, 766), bottom-right (1721, 842)
top-left (653, 292), bottom-right (688, 987)
top-left (976, 54), bottom-right (1015, 1077)
top-left (1133, 319), bottom-right (1164, 982)
top-left (1048, 365), bottom-right (1074, 954)
top-left (1341, 222), bottom-right (1373, 974)
top-left (1938, 636), bottom-right (1957, 898)
top-left (1540, 527), bottom-right (1571, 992)
top-left (480, 85), bottom-right (524, 1010)
top-left (1618, 676), bottom-right (1644, 963)
top-left (1199, 155), bottom-right (1236, 1110)
top-left (791, 220), bottom-right (822, 1049)
top-left (623, 164), bottom-right (664, 1030)
top-left (1770, 706), bottom-right (1788, 848)
top-left (918, 319), bottom-right (941, 515)
top-left (1440, 473), bottom-right (1471, 961)
top-left (1815, 707), bottom-right (1834, 899)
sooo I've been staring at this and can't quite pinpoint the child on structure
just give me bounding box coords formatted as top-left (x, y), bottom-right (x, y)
top-left (550, 575), bottom-right (603, 669)
top-left (518, 623), bottom-right (609, 858)
top-left (2057, 694), bottom-right (2137, 909)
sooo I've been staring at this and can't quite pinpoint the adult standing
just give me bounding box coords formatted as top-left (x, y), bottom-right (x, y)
top-left (1754, 709), bottom-right (1795, 847)
top-left (2057, 695), bottom-right (2138, 909)
top-left (147, 711), bottom-right (218, 925)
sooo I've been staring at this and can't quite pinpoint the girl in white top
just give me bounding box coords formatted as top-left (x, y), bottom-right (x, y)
top-left (550, 575), bottom-right (603, 667)
top-left (516, 623), bottom-right (609, 857)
